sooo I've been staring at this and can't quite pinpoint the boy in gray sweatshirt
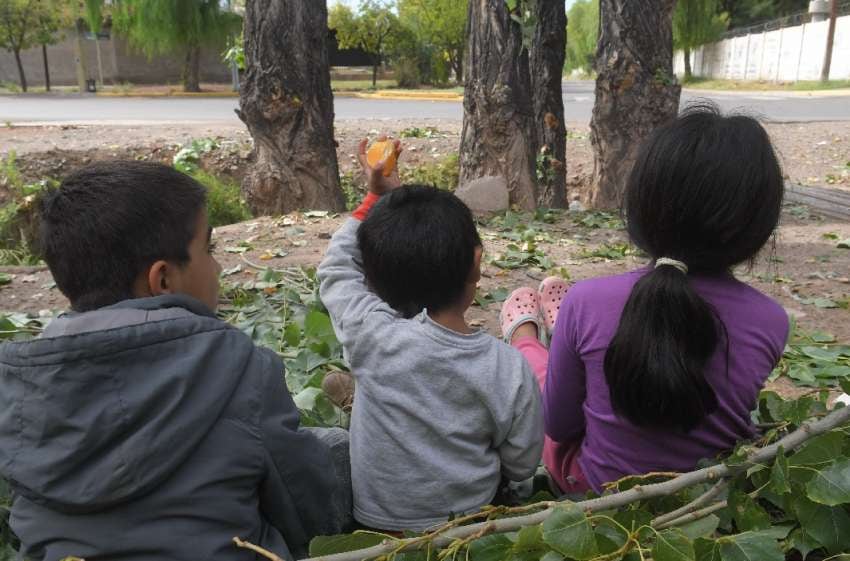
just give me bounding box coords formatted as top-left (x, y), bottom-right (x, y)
top-left (318, 140), bottom-right (543, 532)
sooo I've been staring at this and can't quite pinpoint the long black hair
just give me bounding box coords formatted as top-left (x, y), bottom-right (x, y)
top-left (604, 104), bottom-right (784, 432)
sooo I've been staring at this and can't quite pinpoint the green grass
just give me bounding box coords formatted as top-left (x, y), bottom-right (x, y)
top-left (683, 77), bottom-right (850, 91)
top-left (190, 170), bottom-right (252, 228)
top-left (331, 79), bottom-right (398, 92)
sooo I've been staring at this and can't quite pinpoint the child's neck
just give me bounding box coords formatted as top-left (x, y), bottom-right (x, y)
top-left (429, 307), bottom-right (475, 335)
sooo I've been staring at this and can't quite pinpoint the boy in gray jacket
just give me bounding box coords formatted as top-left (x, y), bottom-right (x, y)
top-left (0, 162), bottom-right (343, 561)
top-left (318, 140), bottom-right (543, 532)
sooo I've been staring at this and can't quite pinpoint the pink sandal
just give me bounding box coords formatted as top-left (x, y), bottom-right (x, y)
top-left (538, 276), bottom-right (569, 335)
top-left (500, 287), bottom-right (546, 345)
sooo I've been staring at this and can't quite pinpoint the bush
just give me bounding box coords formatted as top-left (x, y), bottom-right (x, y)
top-left (0, 153), bottom-right (52, 265)
top-left (395, 57), bottom-right (421, 89)
top-left (401, 154), bottom-right (459, 191)
top-left (190, 170), bottom-right (252, 227)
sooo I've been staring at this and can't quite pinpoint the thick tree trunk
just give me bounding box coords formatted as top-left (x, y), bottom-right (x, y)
top-left (42, 44), bottom-right (51, 91)
top-left (459, 0), bottom-right (538, 210)
top-left (183, 44), bottom-right (201, 92)
top-left (238, 0), bottom-right (344, 214)
top-left (589, 0), bottom-right (681, 209)
top-left (530, 0), bottom-right (567, 208)
top-left (451, 50), bottom-right (463, 84)
top-left (684, 47), bottom-right (692, 81)
top-left (13, 49), bottom-right (27, 92)
top-left (372, 60), bottom-right (378, 88)
top-left (74, 19), bottom-right (88, 93)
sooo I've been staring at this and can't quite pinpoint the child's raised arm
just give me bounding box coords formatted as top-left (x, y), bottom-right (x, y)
top-left (317, 138), bottom-right (402, 351)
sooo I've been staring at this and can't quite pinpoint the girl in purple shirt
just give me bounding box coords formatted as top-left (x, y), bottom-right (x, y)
top-left (500, 104), bottom-right (789, 494)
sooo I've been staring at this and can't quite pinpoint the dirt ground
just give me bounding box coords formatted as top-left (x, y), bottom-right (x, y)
top-left (0, 120), bottom-right (848, 367)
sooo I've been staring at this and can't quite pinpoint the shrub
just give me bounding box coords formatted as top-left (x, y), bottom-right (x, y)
top-left (190, 170), bottom-right (252, 227)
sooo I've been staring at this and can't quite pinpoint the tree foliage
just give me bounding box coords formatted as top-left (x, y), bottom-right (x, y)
top-left (673, 0), bottom-right (728, 80)
top-left (397, 0), bottom-right (466, 83)
top-left (0, 0), bottom-right (66, 91)
top-left (110, 0), bottom-right (240, 91)
top-left (329, 0), bottom-right (399, 88)
top-left (564, 0), bottom-right (598, 76)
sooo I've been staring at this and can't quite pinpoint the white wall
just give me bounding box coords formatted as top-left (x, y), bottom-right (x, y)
top-left (674, 15), bottom-right (850, 81)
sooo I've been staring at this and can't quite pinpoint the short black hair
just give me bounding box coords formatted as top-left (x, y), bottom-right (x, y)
top-left (358, 185), bottom-right (482, 318)
top-left (40, 161), bottom-right (207, 312)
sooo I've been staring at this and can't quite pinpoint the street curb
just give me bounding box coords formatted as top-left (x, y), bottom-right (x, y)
top-left (96, 91), bottom-right (239, 98)
top-left (684, 87), bottom-right (850, 98)
top-left (336, 90), bottom-right (463, 102)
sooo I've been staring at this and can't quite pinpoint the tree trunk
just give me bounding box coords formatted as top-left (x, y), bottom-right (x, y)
top-left (589, 0), bottom-right (681, 209)
top-left (451, 50), bottom-right (463, 84)
top-left (237, 0), bottom-right (344, 214)
top-left (372, 59), bottom-right (378, 88)
top-left (459, 0), bottom-right (538, 210)
top-left (42, 44), bottom-right (51, 91)
top-left (684, 47), bottom-right (692, 81)
top-left (12, 49), bottom-right (27, 92)
top-left (74, 19), bottom-right (88, 93)
top-left (530, 0), bottom-right (567, 209)
top-left (183, 44), bottom-right (201, 92)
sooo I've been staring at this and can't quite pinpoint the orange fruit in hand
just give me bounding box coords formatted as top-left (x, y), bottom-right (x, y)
top-left (366, 140), bottom-right (397, 177)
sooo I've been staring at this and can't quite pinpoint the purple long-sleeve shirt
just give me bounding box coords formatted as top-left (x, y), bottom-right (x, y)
top-left (545, 268), bottom-right (789, 491)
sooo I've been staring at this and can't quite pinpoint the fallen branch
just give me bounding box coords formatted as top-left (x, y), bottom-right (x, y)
top-left (233, 537), bottom-right (286, 561)
top-left (654, 500), bottom-right (728, 531)
top-left (650, 478), bottom-right (728, 527)
top-left (302, 405), bottom-right (850, 561)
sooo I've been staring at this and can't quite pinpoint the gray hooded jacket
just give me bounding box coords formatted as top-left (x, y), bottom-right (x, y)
top-left (0, 295), bottom-right (340, 561)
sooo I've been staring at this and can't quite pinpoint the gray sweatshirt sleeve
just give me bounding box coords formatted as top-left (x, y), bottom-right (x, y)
top-left (497, 359), bottom-right (545, 481)
top-left (317, 218), bottom-right (396, 353)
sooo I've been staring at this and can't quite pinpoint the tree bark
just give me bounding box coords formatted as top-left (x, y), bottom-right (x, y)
top-left (12, 49), bottom-right (27, 92)
top-left (41, 44), bottom-right (51, 91)
top-left (238, 0), bottom-right (344, 215)
top-left (820, 0), bottom-right (838, 82)
top-left (183, 44), bottom-right (201, 92)
top-left (459, 0), bottom-right (538, 210)
top-left (73, 19), bottom-right (88, 93)
top-left (530, 0), bottom-right (567, 208)
top-left (589, 0), bottom-right (681, 209)
top-left (684, 47), bottom-right (692, 81)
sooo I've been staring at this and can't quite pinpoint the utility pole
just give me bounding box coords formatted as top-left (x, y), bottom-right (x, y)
top-left (820, 0), bottom-right (838, 82)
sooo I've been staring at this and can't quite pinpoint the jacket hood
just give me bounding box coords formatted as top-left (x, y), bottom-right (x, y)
top-left (0, 295), bottom-right (256, 513)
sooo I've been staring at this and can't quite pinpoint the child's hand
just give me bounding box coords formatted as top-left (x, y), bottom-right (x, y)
top-left (358, 137), bottom-right (402, 195)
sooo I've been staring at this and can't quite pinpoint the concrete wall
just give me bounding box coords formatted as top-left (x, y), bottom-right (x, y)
top-left (675, 15), bottom-right (850, 81)
top-left (0, 32), bottom-right (231, 88)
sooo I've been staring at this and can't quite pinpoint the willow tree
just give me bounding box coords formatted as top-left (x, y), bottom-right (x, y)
top-left (674, 0), bottom-right (728, 81)
top-left (112, 0), bottom-right (239, 92)
top-left (589, 0), bottom-right (681, 208)
top-left (237, 0), bottom-right (344, 215)
top-left (459, 0), bottom-right (538, 210)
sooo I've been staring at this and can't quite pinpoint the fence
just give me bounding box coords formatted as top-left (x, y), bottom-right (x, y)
top-left (674, 10), bottom-right (850, 82)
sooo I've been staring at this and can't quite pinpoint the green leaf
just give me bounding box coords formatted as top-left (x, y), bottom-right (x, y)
top-left (304, 310), bottom-right (335, 341)
top-left (728, 490), bottom-right (771, 532)
top-left (542, 504), bottom-right (598, 560)
top-left (805, 457), bottom-right (850, 505)
top-left (538, 553), bottom-right (563, 561)
top-left (769, 447), bottom-right (791, 495)
top-left (652, 528), bottom-right (695, 561)
top-left (793, 496), bottom-right (850, 554)
top-left (293, 387), bottom-right (323, 410)
top-left (789, 431), bottom-right (845, 467)
top-left (613, 509), bottom-right (652, 532)
top-left (840, 378), bottom-right (850, 395)
top-left (694, 538), bottom-right (721, 561)
top-left (678, 515), bottom-right (720, 539)
top-left (308, 532), bottom-right (387, 556)
top-left (715, 531), bottom-right (783, 561)
top-left (283, 322), bottom-right (301, 347)
top-left (468, 533), bottom-right (513, 561)
top-left (787, 527), bottom-right (820, 559)
top-left (510, 525), bottom-right (548, 561)
top-left (0, 273), bottom-right (11, 285)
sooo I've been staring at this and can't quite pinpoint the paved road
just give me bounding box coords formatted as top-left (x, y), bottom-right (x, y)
top-left (2, 81), bottom-right (849, 125)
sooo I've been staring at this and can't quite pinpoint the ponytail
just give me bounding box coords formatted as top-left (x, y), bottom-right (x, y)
top-left (603, 264), bottom-right (720, 432)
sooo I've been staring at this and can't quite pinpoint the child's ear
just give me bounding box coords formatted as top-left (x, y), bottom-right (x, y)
top-left (146, 260), bottom-right (173, 296)
top-left (468, 246), bottom-right (483, 284)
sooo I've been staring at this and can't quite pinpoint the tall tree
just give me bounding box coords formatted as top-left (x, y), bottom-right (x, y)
top-left (238, 0), bottom-right (344, 214)
top-left (589, 0), bottom-right (681, 209)
top-left (112, 0), bottom-right (239, 92)
top-left (564, 0), bottom-right (598, 75)
top-left (329, 0), bottom-right (398, 88)
top-left (0, 0), bottom-right (39, 92)
top-left (459, 0), bottom-right (538, 210)
top-left (530, 0), bottom-right (567, 208)
top-left (673, 0), bottom-right (728, 81)
top-left (34, 0), bottom-right (67, 92)
top-left (397, 0), bottom-right (467, 83)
